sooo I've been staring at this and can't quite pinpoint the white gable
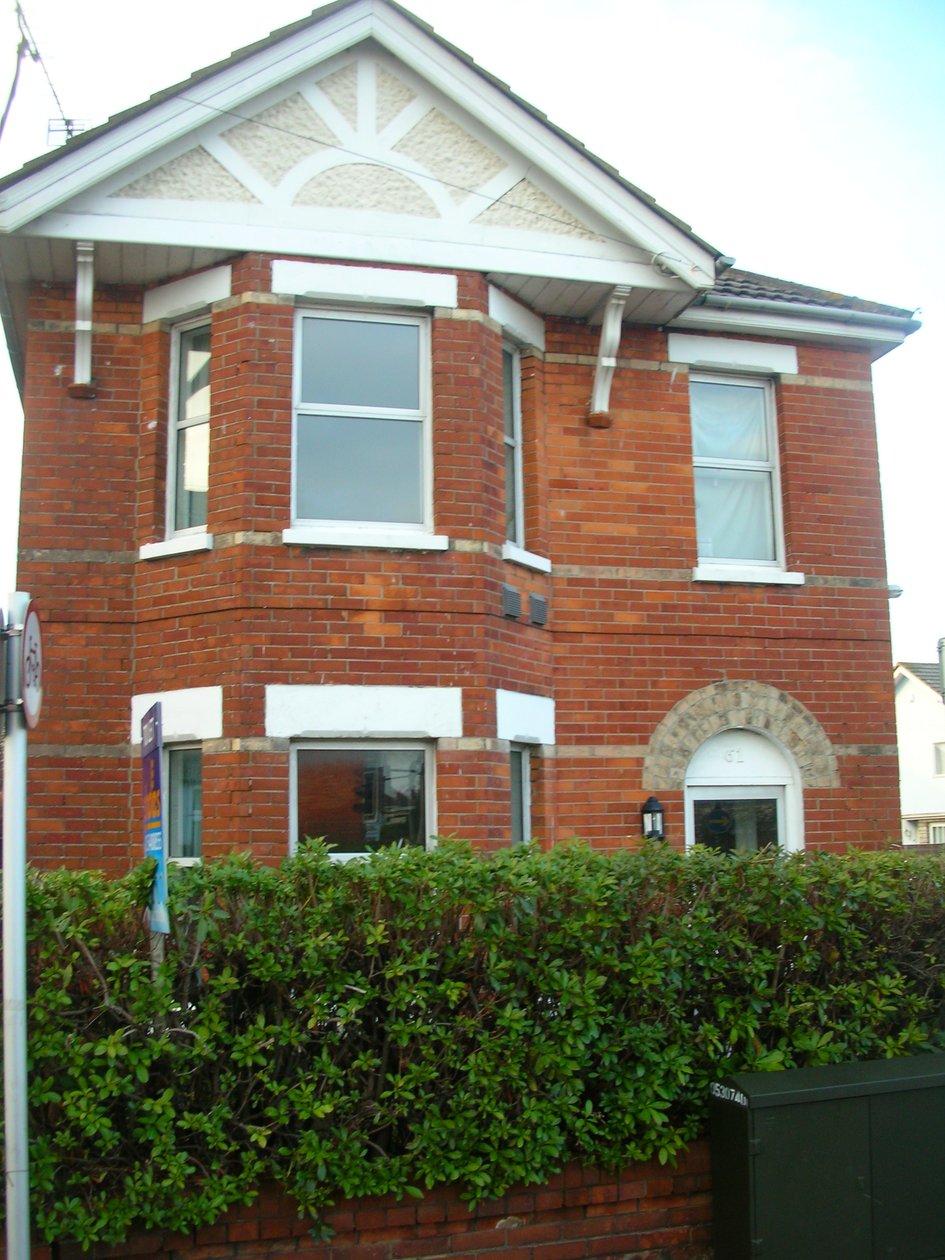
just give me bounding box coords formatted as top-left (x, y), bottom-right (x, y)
top-left (0, 0), bottom-right (717, 321)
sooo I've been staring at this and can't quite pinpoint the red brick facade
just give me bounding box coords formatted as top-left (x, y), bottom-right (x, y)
top-left (17, 1146), bottom-right (712, 1260)
top-left (17, 253), bottom-right (899, 869)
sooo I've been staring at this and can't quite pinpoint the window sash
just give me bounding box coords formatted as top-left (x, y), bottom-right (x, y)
top-left (503, 345), bottom-right (524, 547)
top-left (292, 742), bottom-right (433, 858)
top-left (510, 744), bottom-right (531, 845)
top-left (935, 744), bottom-right (945, 776)
top-left (929, 823), bottom-right (945, 845)
top-left (170, 323), bottom-right (211, 534)
top-left (690, 375), bottom-right (783, 567)
top-left (293, 311), bottom-right (430, 529)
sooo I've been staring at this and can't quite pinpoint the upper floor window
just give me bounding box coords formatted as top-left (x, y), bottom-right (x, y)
top-left (690, 375), bottom-right (783, 570)
top-left (934, 743), bottom-right (945, 776)
top-left (503, 344), bottom-right (524, 547)
top-left (293, 311), bottom-right (430, 531)
top-left (170, 323), bottom-right (211, 533)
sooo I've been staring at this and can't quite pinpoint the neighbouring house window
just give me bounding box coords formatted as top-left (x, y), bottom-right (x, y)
top-left (293, 743), bottom-right (431, 859)
top-left (930, 823), bottom-right (945, 845)
top-left (934, 743), bottom-right (945, 775)
top-left (510, 743), bottom-right (531, 844)
top-left (167, 746), bottom-right (202, 861)
top-left (293, 311), bottom-right (429, 529)
top-left (690, 375), bottom-right (783, 568)
top-left (503, 344), bottom-right (524, 547)
top-left (170, 323), bottom-right (211, 533)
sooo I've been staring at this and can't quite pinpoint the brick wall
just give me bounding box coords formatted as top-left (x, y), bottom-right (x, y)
top-left (16, 256), bottom-right (899, 867)
top-left (24, 1145), bottom-right (712, 1260)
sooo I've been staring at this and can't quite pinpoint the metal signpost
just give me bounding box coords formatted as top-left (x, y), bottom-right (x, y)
top-left (3, 592), bottom-right (42, 1260)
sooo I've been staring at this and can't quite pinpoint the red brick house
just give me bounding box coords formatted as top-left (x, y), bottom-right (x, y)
top-left (0, 0), bottom-right (917, 873)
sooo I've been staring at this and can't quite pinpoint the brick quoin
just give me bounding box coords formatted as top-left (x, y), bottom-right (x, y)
top-left (16, 254), bottom-right (903, 868)
top-left (7, 1146), bottom-right (712, 1260)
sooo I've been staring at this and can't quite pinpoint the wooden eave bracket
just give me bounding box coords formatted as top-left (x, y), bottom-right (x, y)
top-left (588, 285), bottom-right (631, 427)
top-left (67, 240), bottom-right (96, 398)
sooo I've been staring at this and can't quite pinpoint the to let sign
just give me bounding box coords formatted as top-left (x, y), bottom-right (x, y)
top-left (141, 703), bottom-right (170, 934)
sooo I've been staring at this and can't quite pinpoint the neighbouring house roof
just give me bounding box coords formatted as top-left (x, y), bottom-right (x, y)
top-left (711, 268), bottom-right (916, 321)
top-left (897, 662), bottom-right (944, 695)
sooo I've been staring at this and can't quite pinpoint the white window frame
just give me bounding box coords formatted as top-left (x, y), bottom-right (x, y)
top-left (289, 308), bottom-right (436, 546)
top-left (290, 740), bottom-right (436, 861)
top-left (164, 743), bottom-right (202, 866)
top-left (503, 342), bottom-right (525, 549)
top-left (930, 823), bottom-right (945, 845)
top-left (510, 743), bottom-right (531, 845)
top-left (934, 744), bottom-right (945, 776)
top-left (690, 373), bottom-right (800, 585)
top-left (167, 317), bottom-right (212, 540)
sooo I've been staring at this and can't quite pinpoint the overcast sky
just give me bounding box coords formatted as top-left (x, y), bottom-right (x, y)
top-left (0, 0), bottom-right (942, 660)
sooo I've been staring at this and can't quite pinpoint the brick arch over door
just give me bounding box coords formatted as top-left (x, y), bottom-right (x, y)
top-left (643, 681), bottom-right (840, 790)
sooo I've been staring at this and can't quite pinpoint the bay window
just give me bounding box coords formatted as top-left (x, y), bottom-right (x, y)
top-left (503, 343), bottom-right (524, 548)
top-left (170, 323), bottom-right (211, 533)
top-left (167, 745), bottom-right (202, 862)
top-left (292, 742), bottom-right (432, 859)
top-left (293, 310), bottom-right (430, 532)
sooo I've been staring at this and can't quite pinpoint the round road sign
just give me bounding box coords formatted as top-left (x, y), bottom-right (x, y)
top-left (21, 601), bottom-right (43, 729)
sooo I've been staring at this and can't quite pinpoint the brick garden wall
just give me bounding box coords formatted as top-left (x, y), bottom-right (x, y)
top-left (25, 1144), bottom-right (712, 1260)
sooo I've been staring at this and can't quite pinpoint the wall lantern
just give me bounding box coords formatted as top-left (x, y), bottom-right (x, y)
top-left (641, 795), bottom-right (665, 840)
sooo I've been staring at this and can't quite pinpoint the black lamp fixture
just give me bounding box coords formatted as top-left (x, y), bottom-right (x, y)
top-left (641, 795), bottom-right (665, 840)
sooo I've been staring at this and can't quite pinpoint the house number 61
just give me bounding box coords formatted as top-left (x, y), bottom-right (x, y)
top-left (724, 748), bottom-right (743, 763)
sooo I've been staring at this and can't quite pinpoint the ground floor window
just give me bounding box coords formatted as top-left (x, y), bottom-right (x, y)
top-left (685, 728), bottom-right (802, 852)
top-left (690, 787), bottom-right (783, 854)
top-left (167, 746), bottom-right (202, 862)
top-left (510, 744), bottom-right (531, 845)
top-left (293, 743), bottom-right (431, 859)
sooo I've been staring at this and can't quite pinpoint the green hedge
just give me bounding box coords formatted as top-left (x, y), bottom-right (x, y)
top-left (16, 842), bottom-right (945, 1245)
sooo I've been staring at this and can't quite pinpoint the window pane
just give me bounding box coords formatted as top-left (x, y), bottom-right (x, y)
top-left (300, 318), bottom-right (420, 410)
top-left (694, 466), bottom-right (775, 561)
top-left (296, 415), bottom-right (423, 523)
top-left (503, 347), bottom-right (517, 441)
top-left (935, 744), bottom-right (945, 775)
top-left (694, 797), bottom-right (778, 854)
top-left (296, 749), bottom-right (425, 855)
top-left (168, 748), bottom-right (202, 860)
top-left (691, 380), bottom-right (767, 461)
top-left (505, 442), bottom-right (518, 543)
top-left (178, 327), bottom-right (211, 423)
top-left (175, 422), bottom-right (209, 530)
top-left (503, 346), bottom-right (520, 544)
top-left (930, 824), bottom-right (945, 845)
top-left (174, 326), bottom-right (210, 531)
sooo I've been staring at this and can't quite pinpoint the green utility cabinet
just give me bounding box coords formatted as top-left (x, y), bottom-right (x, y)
top-left (709, 1053), bottom-right (945, 1260)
